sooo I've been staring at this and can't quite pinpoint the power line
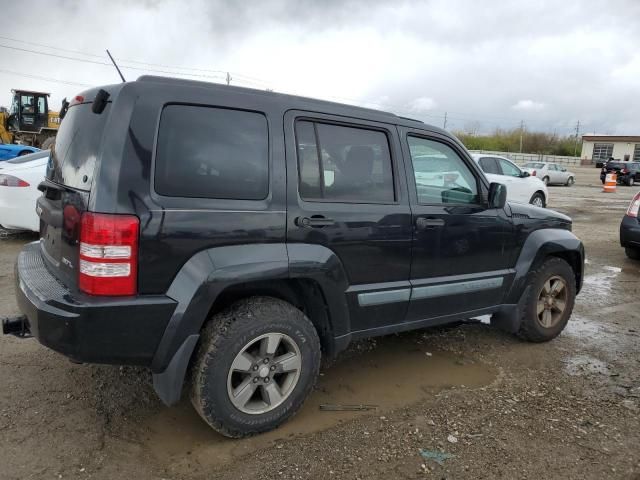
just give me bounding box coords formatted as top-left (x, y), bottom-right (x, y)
top-left (0, 44), bottom-right (227, 81)
top-left (0, 68), bottom-right (92, 87)
top-left (0, 34), bottom-right (270, 83)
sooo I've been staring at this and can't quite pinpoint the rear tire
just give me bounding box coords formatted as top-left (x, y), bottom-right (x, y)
top-left (627, 177), bottom-right (635, 187)
top-left (190, 296), bottom-right (321, 438)
top-left (529, 192), bottom-right (546, 208)
top-left (542, 176), bottom-right (550, 186)
top-left (625, 247), bottom-right (640, 260)
top-left (516, 257), bottom-right (576, 343)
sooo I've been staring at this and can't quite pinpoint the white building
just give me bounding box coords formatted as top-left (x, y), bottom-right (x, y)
top-left (581, 135), bottom-right (640, 163)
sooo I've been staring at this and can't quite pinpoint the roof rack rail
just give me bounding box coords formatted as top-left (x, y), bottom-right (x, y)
top-left (397, 115), bottom-right (424, 123)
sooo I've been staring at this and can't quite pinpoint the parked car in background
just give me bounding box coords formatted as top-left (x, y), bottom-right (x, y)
top-left (0, 150), bottom-right (48, 232)
top-left (471, 154), bottom-right (548, 207)
top-left (600, 161), bottom-right (640, 186)
top-left (521, 162), bottom-right (575, 186)
top-left (0, 144), bottom-right (40, 161)
top-left (620, 191), bottom-right (640, 259)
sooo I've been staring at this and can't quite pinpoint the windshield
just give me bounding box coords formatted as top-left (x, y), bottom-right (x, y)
top-left (523, 162), bottom-right (544, 169)
top-left (47, 102), bottom-right (111, 190)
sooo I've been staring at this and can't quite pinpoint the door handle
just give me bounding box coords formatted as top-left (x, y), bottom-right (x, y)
top-left (295, 216), bottom-right (335, 228)
top-left (416, 217), bottom-right (445, 230)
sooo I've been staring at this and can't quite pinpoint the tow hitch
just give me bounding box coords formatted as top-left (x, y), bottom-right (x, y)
top-left (1, 315), bottom-right (31, 338)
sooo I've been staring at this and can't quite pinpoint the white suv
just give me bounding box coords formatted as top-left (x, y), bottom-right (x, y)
top-left (471, 154), bottom-right (549, 208)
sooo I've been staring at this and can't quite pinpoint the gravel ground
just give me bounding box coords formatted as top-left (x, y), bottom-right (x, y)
top-left (1, 165), bottom-right (639, 479)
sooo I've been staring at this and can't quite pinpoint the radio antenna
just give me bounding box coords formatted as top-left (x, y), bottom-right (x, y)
top-left (106, 49), bottom-right (126, 83)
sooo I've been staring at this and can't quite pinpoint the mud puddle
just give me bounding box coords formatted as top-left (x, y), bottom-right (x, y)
top-left (564, 354), bottom-right (610, 376)
top-left (142, 336), bottom-right (496, 471)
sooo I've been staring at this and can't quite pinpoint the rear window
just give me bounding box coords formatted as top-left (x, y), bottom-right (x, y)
top-left (154, 105), bottom-right (269, 200)
top-left (523, 162), bottom-right (544, 169)
top-left (47, 103), bottom-right (110, 190)
top-left (608, 162), bottom-right (627, 169)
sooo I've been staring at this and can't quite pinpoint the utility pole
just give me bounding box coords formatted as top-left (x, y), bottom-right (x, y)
top-left (443, 112), bottom-right (448, 130)
top-left (226, 72), bottom-right (232, 85)
top-left (519, 120), bottom-right (524, 153)
top-left (574, 120), bottom-right (581, 157)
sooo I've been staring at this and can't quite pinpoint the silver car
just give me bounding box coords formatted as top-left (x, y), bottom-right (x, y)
top-left (521, 162), bottom-right (575, 186)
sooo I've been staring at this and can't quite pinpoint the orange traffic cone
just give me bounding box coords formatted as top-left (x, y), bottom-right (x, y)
top-left (603, 173), bottom-right (617, 193)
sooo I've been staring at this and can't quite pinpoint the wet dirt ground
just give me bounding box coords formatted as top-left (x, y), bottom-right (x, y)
top-left (1, 165), bottom-right (639, 479)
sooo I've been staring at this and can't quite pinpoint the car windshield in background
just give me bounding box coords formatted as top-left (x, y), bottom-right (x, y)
top-left (523, 162), bottom-right (545, 169)
top-left (412, 155), bottom-right (451, 173)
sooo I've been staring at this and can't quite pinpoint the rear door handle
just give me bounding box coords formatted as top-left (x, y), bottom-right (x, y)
top-left (416, 217), bottom-right (445, 230)
top-left (295, 216), bottom-right (335, 228)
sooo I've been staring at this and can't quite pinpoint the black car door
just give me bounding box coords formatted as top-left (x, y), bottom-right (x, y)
top-left (284, 111), bottom-right (413, 332)
top-left (400, 128), bottom-right (515, 322)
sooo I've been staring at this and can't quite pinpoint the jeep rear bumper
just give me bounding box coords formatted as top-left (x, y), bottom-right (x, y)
top-left (11, 242), bottom-right (177, 367)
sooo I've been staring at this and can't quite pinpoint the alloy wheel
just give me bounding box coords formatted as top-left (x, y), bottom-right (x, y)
top-left (536, 275), bottom-right (568, 328)
top-left (227, 333), bottom-right (302, 414)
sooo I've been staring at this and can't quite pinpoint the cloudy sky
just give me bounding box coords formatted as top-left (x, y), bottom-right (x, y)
top-left (1, 0), bottom-right (639, 135)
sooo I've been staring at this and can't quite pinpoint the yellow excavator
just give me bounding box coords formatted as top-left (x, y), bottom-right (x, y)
top-left (0, 89), bottom-right (60, 149)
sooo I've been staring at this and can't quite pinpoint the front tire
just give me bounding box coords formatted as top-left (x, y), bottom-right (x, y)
top-left (565, 176), bottom-right (574, 186)
top-left (625, 247), bottom-right (640, 260)
top-left (530, 192), bottom-right (546, 208)
top-left (517, 257), bottom-right (576, 342)
top-left (17, 150), bottom-right (31, 157)
top-left (190, 297), bottom-right (321, 438)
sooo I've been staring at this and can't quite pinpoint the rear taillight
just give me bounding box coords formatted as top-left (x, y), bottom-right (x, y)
top-left (531, 170), bottom-right (537, 176)
top-left (0, 174), bottom-right (29, 187)
top-left (626, 192), bottom-right (640, 218)
top-left (622, 169), bottom-right (629, 174)
top-left (79, 212), bottom-right (139, 296)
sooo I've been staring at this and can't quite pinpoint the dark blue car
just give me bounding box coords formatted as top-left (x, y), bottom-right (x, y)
top-left (0, 144), bottom-right (40, 161)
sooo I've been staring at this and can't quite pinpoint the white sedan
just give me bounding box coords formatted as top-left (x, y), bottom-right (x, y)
top-left (0, 150), bottom-right (48, 232)
top-left (520, 162), bottom-right (576, 186)
top-left (471, 154), bottom-right (549, 208)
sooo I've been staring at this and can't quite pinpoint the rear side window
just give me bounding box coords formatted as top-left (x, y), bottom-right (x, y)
top-left (155, 105), bottom-right (269, 200)
top-left (294, 120), bottom-right (395, 203)
top-left (479, 157), bottom-right (500, 174)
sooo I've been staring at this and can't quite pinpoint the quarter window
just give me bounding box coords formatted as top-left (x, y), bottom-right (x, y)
top-left (634, 144), bottom-right (640, 162)
top-left (295, 120), bottom-right (395, 203)
top-left (408, 136), bottom-right (479, 205)
top-left (479, 157), bottom-right (500, 174)
top-left (155, 105), bottom-right (269, 200)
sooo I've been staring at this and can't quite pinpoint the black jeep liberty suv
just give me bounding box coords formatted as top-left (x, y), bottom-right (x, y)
top-left (3, 76), bottom-right (584, 438)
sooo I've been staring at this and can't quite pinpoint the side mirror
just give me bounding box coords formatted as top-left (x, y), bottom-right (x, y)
top-left (521, 171), bottom-right (530, 178)
top-left (561, 168), bottom-right (567, 172)
top-left (488, 182), bottom-right (507, 209)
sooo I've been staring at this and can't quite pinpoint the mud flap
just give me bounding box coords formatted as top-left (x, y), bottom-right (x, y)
top-left (491, 285), bottom-right (531, 334)
top-left (152, 334), bottom-right (199, 406)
